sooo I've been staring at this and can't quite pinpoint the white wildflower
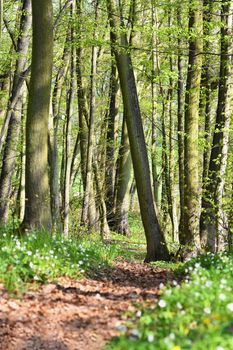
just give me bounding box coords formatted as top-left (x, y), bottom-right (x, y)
top-left (169, 333), bottom-right (176, 340)
top-left (226, 303), bottom-right (233, 312)
top-left (219, 293), bottom-right (226, 301)
top-left (204, 307), bottom-right (211, 314)
top-left (176, 302), bottom-right (182, 310)
top-left (158, 299), bottom-right (167, 308)
top-left (147, 334), bottom-right (154, 342)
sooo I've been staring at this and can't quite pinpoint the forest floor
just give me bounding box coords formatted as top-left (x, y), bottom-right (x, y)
top-left (0, 259), bottom-right (174, 350)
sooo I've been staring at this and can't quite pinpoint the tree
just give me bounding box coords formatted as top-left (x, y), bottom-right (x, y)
top-left (21, 0), bottom-right (53, 231)
top-left (114, 115), bottom-right (132, 235)
top-left (200, 0), bottom-right (232, 251)
top-left (182, 0), bottom-right (203, 251)
top-left (107, 0), bottom-right (169, 262)
top-left (0, 0), bottom-right (31, 224)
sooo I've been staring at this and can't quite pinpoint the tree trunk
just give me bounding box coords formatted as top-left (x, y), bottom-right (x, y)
top-left (182, 0), bottom-right (203, 250)
top-left (21, 0), bottom-right (53, 231)
top-left (200, 0), bottom-right (232, 252)
top-left (0, 0), bottom-right (31, 225)
top-left (49, 28), bottom-right (70, 232)
top-left (199, 0), bottom-right (213, 246)
top-left (93, 162), bottom-right (110, 239)
top-left (151, 3), bottom-right (160, 208)
top-left (114, 116), bottom-right (132, 235)
top-left (105, 53), bottom-right (118, 228)
top-left (76, 0), bottom-right (88, 190)
top-left (107, 0), bottom-right (169, 262)
top-left (63, 6), bottom-right (75, 236)
top-left (81, 0), bottom-right (99, 230)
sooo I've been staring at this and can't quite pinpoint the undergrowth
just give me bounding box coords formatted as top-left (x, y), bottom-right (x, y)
top-left (107, 252), bottom-right (233, 350)
top-left (0, 230), bottom-right (122, 293)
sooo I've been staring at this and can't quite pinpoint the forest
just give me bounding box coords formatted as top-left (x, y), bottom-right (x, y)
top-left (0, 0), bottom-right (232, 349)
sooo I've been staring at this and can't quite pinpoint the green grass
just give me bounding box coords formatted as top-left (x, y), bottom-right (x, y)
top-left (0, 230), bottom-right (123, 293)
top-left (106, 252), bottom-right (233, 350)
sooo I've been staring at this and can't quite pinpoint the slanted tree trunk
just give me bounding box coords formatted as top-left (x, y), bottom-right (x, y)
top-left (0, 0), bottom-right (31, 225)
top-left (182, 0), bottom-right (203, 251)
top-left (200, 0), bottom-right (232, 251)
top-left (107, 0), bottom-right (169, 262)
top-left (21, 0), bottom-right (53, 231)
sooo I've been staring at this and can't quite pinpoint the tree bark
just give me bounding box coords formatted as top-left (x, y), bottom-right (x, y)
top-left (114, 116), bottom-right (132, 235)
top-left (105, 53), bottom-right (118, 228)
top-left (182, 0), bottom-right (203, 250)
top-left (177, 9), bottom-right (185, 244)
top-left (21, 0), bottom-right (53, 231)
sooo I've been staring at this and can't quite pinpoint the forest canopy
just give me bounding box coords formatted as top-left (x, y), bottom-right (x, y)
top-left (0, 0), bottom-right (232, 261)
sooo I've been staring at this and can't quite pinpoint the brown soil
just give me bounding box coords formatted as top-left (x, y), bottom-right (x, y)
top-left (0, 261), bottom-right (173, 350)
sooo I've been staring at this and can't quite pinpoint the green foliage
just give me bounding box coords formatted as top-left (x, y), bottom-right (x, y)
top-left (128, 211), bottom-right (145, 242)
top-left (0, 230), bottom-right (121, 293)
top-left (106, 253), bottom-right (233, 350)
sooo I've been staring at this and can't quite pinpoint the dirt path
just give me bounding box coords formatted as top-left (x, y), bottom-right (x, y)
top-left (0, 261), bottom-right (173, 350)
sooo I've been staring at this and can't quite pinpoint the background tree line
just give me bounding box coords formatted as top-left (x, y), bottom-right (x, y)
top-left (0, 0), bottom-right (232, 261)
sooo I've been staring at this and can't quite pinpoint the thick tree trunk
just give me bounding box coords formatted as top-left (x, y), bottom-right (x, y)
top-left (182, 0), bottom-right (203, 250)
top-left (107, 0), bottom-right (169, 261)
top-left (21, 0), bottom-right (53, 231)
